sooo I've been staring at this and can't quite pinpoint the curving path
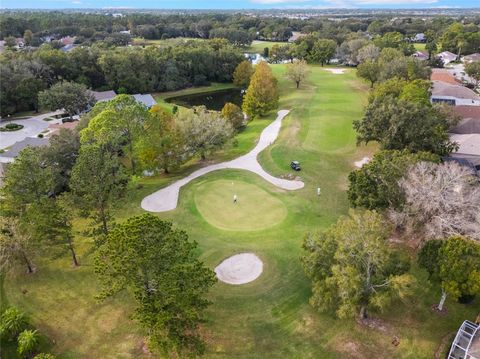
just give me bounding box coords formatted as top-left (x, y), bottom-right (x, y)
top-left (141, 110), bottom-right (304, 212)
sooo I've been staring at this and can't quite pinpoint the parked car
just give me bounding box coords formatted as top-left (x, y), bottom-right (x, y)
top-left (290, 161), bottom-right (301, 171)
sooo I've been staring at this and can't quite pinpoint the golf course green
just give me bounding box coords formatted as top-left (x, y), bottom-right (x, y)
top-left (194, 179), bottom-right (288, 231)
top-left (3, 65), bottom-right (478, 358)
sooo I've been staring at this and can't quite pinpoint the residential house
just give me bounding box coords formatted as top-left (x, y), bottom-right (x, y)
top-left (0, 137), bottom-right (49, 164)
top-left (60, 36), bottom-right (75, 46)
top-left (447, 106), bottom-right (480, 171)
top-left (462, 53), bottom-right (480, 64)
top-left (431, 69), bottom-right (460, 85)
top-left (430, 81), bottom-right (480, 106)
top-left (447, 320), bottom-right (480, 359)
top-left (288, 31), bottom-right (305, 43)
top-left (412, 51), bottom-right (428, 61)
top-left (90, 90), bottom-right (117, 102)
top-left (133, 94), bottom-right (156, 108)
top-left (47, 121), bottom-right (79, 137)
top-left (436, 51), bottom-right (457, 65)
top-left (413, 33), bottom-right (426, 42)
top-left (60, 44), bottom-right (76, 53)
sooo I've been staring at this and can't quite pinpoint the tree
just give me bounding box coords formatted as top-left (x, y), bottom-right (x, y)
top-left (41, 128), bottom-right (80, 194)
top-left (465, 61), bottom-right (480, 89)
top-left (0, 217), bottom-right (36, 275)
top-left (70, 144), bottom-right (128, 237)
top-left (232, 60), bottom-right (254, 89)
top-left (0, 307), bottom-right (28, 341)
top-left (357, 44), bottom-right (380, 63)
top-left (419, 237), bottom-right (480, 311)
top-left (285, 59), bottom-right (309, 89)
top-left (94, 214), bottom-right (216, 356)
top-left (242, 61), bottom-right (279, 119)
top-left (39, 81), bottom-right (95, 118)
top-left (353, 97), bottom-right (457, 156)
top-left (221, 102), bottom-right (245, 130)
top-left (23, 30), bottom-right (33, 46)
top-left (393, 162), bottom-right (480, 242)
top-left (178, 106), bottom-right (234, 160)
top-left (348, 150), bottom-right (439, 210)
top-left (356, 60), bottom-right (380, 87)
top-left (80, 95), bottom-right (148, 174)
top-left (24, 197), bottom-right (79, 267)
top-left (1, 147), bottom-right (53, 216)
top-left (17, 329), bottom-right (40, 358)
top-left (135, 105), bottom-right (184, 174)
top-left (309, 39), bottom-right (337, 66)
top-left (5, 36), bottom-right (16, 48)
top-left (302, 210), bottom-right (414, 319)
top-left (425, 41), bottom-right (437, 60)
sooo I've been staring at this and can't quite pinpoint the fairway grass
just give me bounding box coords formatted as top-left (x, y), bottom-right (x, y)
top-left (4, 64), bottom-right (479, 359)
top-left (194, 179), bottom-right (288, 231)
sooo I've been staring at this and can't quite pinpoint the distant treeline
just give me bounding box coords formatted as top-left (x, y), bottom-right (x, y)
top-left (0, 39), bottom-right (243, 116)
top-left (3, 11), bottom-right (479, 45)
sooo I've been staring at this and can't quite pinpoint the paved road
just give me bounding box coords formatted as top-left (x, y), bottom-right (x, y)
top-left (0, 111), bottom-right (63, 150)
top-left (141, 110), bottom-right (304, 212)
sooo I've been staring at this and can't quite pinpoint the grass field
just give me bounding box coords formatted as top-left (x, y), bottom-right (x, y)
top-left (3, 65), bottom-right (478, 358)
top-left (413, 43), bottom-right (427, 51)
top-left (247, 40), bottom-right (290, 54)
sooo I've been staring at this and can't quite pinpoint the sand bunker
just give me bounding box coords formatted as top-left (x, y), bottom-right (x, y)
top-left (354, 157), bottom-right (371, 168)
top-left (324, 68), bottom-right (345, 74)
top-left (215, 253), bottom-right (263, 285)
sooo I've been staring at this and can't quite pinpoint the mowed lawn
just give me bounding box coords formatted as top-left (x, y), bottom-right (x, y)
top-left (3, 65), bottom-right (478, 358)
top-left (247, 40), bottom-right (290, 54)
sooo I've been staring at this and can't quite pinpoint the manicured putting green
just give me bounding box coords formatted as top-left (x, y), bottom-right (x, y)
top-left (194, 179), bottom-right (287, 231)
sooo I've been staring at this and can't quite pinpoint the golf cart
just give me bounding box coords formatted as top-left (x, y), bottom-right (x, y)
top-left (290, 161), bottom-right (301, 171)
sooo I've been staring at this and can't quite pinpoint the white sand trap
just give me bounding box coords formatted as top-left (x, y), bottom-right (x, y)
top-left (324, 68), bottom-right (345, 74)
top-left (215, 253), bottom-right (263, 285)
top-left (354, 156), bottom-right (371, 168)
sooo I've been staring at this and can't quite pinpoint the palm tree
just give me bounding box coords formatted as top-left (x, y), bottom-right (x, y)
top-left (17, 329), bottom-right (40, 358)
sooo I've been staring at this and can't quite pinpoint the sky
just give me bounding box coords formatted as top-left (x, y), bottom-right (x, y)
top-left (1, 0), bottom-right (478, 10)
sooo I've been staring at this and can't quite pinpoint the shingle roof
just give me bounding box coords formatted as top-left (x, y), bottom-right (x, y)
top-left (431, 69), bottom-right (460, 85)
top-left (463, 53), bottom-right (480, 63)
top-left (133, 94), bottom-right (156, 108)
top-left (450, 106), bottom-right (480, 134)
top-left (90, 90), bottom-right (117, 102)
top-left (450, 133), bottom-right (480, 156)
top-left (431, 81), bottom-right (480, 101)
top-left (0, 137), bottom-right (49, 159)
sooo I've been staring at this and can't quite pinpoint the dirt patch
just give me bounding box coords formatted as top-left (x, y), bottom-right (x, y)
top-left (357, 317), bottom-right (393, 334)
top-left (335, 341), bottom-right (367, 359)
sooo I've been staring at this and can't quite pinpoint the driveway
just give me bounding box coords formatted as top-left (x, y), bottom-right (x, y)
top-left (141, 110), bottom-right (305, 212)
top-left (0, 111), bottom-right (63, 150)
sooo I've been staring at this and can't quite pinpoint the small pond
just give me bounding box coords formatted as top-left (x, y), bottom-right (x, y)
top-left (165, 88), bottom-right (243, 111)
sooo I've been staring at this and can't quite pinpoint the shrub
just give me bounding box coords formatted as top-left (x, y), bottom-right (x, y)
top-left (17, 329), bottom-right (40, 358)
top-left (37, 134), bottom-right (44, 138)
top-left (0, 307), bottom-right (28, 340)
top-left (0, 123), bottom-right (24, 132)
top-left (34, 354), bottom-right (56, 359)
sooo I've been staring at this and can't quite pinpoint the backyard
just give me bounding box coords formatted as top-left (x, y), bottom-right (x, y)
top-left (3, 65), bottom-right (478, 358)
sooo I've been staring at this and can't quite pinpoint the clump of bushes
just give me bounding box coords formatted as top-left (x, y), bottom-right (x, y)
top-left (0, 123), bottom-right (24, 132)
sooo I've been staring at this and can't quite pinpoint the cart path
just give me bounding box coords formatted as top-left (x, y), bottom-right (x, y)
top-left (141, 109), bottom-right (305, 212)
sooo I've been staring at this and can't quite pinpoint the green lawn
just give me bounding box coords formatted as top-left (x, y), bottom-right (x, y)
top-left (3, 65), bottom-right (478, 358)
top-left (413, 43), bottom-right (427, 51)
top-left (247, 40), bottom-right (290, 54)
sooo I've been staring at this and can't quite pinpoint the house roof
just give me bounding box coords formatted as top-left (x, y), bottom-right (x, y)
top-left (133, 94), bottom-right (156, 108)
top-left (90, 90), bottom-right (117, 102)
top-left (47, 121), bottom-right (79, 137)
top-left (431, 81), bottom-right (480, 101)
top-left (431, 69), bottom-right (460, 85)
top-left (450, 105), bottom-right (480, 135)
top-left (450, 133), bottom-right (480, 156)
top-left (0, 137), bottom-right (49, 160)
top-left (413, 51), bottom-right (428, 60)
top-left (463, 53), bottom-right (480, 63)
top-left (436, 51), bottom-right (457, 62)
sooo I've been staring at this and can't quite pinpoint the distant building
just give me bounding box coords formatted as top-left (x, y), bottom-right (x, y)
top-left (412, 51), bottom-right (428, 61)
top-left (436, 51), bottom-right (457, 65)
top-left (447, 320), bottom-right (480, 359)
top-left (0, 137), bottom-right (49, 163)
top-left (60, 44), bottom-right (76, 53)
top-left (133, 94), bottom-right (157, 108)
top-left (431, 81), bottom-right (480, 106)
top-left (60, 36), bottom-right (75, 46)
top-left (119, 30), bottom-right (131, 35)
top-left (462, 53), bottom-right (480, 64)
top-left (90, 90), bottom-right (117, 102)
top-left (413, 33), bottom-right (426, 42)
top-left (288, 31), bottom-right (306, 43)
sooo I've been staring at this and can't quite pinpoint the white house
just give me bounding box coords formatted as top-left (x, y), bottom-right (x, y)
top-left (436, 51), bottom-right (457, 65)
